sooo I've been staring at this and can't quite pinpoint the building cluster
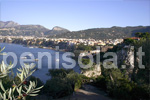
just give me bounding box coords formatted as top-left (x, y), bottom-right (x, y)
top-left (45, 38), bottom-right (123, 46)
top-left (0, 36), bottom-right (124, 46)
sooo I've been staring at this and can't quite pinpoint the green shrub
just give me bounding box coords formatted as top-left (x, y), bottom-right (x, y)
top-left (0, 76), bottom-right (13, 91)
top-left (107, 78), bottom-right (134, 99)
top-left (47, 69), bottom-right (73, 78)
top-left (66, 72), bottom-right (86, 90)
top-left (44, 69), bottom-right (88, 98)
top-left (44, 77), bottom-right (73, 98)
top-left (93, 76), bottom-right (109, 90)
top-left (131, 85), bottom-right (150, 100)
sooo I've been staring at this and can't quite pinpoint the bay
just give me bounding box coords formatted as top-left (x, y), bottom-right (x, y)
top-left (0, 43), bottom-right (80, 83)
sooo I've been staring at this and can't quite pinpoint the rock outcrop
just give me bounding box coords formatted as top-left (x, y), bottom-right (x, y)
top-left (81, 65), bottom-right (101, 78)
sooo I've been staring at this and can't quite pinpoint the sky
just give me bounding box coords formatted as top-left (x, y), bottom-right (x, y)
top-left (0, 0), bottom-right (150, 31)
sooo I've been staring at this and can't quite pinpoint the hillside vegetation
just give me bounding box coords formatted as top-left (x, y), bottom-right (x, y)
top-left (0, 21), bottom-right (150, 39)
top-left (51, 26), bottom-right (150, 39)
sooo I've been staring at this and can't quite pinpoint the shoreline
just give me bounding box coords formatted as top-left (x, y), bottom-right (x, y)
top-left (0, 42), bottom-right (66, 53)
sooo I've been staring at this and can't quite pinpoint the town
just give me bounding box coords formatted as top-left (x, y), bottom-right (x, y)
top-left (0, 35), bottom-right (123, 52)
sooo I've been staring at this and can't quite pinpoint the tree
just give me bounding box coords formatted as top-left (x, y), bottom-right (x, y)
top-left (135, 32), bottom-right (150, 38)
top-left (133, 38), bottom-right (150, 84)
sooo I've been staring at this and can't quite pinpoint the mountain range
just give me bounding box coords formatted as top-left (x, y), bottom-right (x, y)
top-left (0, 21), bottom-right (150, 39)
top-left (51, 26), bottom-right (150, 39)
top-left (0, 21), bottom-right (69, 36)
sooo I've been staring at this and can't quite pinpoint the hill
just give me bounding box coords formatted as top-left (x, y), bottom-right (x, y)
top-left (0, 21), bottom-right (19, 28)
top-left (45, 26), bottom-right (70, 35)
top-left (50, 26), bottom-right (150, 39)
top-left (0, 21), bottom-right (69, 36)
top-left (0, 21), bottom-right (149, 39)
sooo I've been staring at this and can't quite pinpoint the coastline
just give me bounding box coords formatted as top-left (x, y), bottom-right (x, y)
top-left (0, 42), bottom-right (66, 53)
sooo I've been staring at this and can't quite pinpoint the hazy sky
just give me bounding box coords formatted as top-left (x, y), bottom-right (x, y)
top-left (0, 0), bottom-right (150, 31)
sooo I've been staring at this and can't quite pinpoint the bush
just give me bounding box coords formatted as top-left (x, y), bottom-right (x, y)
top-left (44, 69), bottom-right (89, 98)
top-left (66, 71), bottom-right (87, 90)
top-left (131, 85), bottom-right (150, 100)
top-left (44, 77), bottom-right (73, 98)
top-left (107, 78), bottom-right (134, 99)
top-left (93, 75), bottom-right (134, 99)
top-left (93, 76), bottom-right (109, 90)
top-left (99, 77), bottom-right (150, 100)
top-left (47, 69), bottom-right (73, 78)
top-left (0, 76), bottom-right (13, 91)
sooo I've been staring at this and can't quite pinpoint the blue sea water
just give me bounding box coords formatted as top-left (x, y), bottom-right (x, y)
top-left (0, 43), bottom-right (80, 83)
